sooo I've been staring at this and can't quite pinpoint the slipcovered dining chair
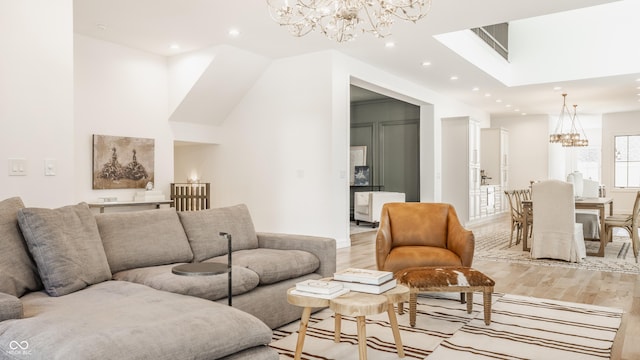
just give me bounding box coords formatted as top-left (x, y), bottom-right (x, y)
top-left (604, 191), bottom-right (640, 263)
top-left (575, 178), bottom-right (601, 239)
top-left (530, 180), bottom-right (586, 262)
top-left (375, 202), bottom-right (475, 273)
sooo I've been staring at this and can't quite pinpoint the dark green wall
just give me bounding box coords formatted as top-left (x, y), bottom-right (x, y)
top-left (350, 97), bottom-right (420, 213)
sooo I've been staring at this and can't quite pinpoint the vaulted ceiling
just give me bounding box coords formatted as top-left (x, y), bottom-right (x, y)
top-left (74, 0), bottom-right (640, 119)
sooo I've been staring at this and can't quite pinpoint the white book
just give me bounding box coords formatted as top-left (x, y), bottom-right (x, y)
top-left (333, 268), bottom-right (394, 285)
top-left (336, 278), bottom-right (397, 294)
top-left (295, 279), bottom-right (344, 295)
top-left (290, 288), bottom-right (350, 299)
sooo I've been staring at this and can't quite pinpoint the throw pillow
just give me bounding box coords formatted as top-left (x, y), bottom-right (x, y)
top-left (178, 204), bottom-right (259, 262)
top-left (0, 197), bottom-right (42, 297)
top-left (17, 203), bottom-right (112, 297)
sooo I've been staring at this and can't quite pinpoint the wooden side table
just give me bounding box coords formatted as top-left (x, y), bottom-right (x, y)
top-left (287, 284), bottom-right (409, 360)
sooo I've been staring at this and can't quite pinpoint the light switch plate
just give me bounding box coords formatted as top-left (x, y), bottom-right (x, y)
top-left (8, 158), bottom-right (27, 176)
top-left (44, 159), bottom-right (56, 176)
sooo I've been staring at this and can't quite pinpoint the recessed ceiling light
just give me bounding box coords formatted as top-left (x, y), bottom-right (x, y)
top-left (385, 41), bottom-right (395, 48)
top-left (514, 108), bottom-right (520, 112)
top-left (521, 112), bottom-right (527, 116)
top-left (170, 44), bottom-right (181, 50)
top-left (472, 87), bottom-right (480, 92)
top-left (421, 61), bottom-right (431, 67)
top-left (450, 75), bottom-right (458, 80)
top-left (484, 93), bottom-right (491, 97)
top-left (496, 99), bottom-right (502, 103)
top-left (553, 86), bottom-right (562, 91)
top-left (228, 28), bottom-right (240, 37)
top-left (505, 104), bottom-right (512, 108)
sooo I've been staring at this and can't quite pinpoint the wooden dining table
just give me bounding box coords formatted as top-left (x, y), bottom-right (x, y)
top-left (521, 197), bottom-right (614, 257)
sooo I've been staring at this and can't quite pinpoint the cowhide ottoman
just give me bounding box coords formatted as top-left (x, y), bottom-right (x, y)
top-left (395, 266), bottom-right (495, 327)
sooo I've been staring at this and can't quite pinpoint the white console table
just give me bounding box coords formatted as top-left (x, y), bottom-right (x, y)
top-left (88, 200), bottom-right (174, 213)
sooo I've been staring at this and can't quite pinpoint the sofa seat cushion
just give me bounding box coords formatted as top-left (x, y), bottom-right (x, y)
top-left (113, 263), bottom-right (260, 301)
top-left (178, 204), bottom-right (259, 262)
top-left (0, 197), bottom-right (42, 297)
top-left (209, 249), bottom-right (320, 285)
top-left (96, 209), bottom-right (194, 273)
top-left (0, 292), bottom-right (23, 321)
top-left (17, 203), bottom-right (112, 297)
top-left (0, 281), bottom-right (272, 360)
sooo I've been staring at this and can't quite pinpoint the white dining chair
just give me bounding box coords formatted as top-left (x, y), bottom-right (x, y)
top-left (531, 180), bottom-right (586, 262)
top-left (576, 178), bottom-right (601, 239)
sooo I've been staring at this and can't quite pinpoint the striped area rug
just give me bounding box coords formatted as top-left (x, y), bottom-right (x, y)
top-left (270, 293), bottom-right (622, 359)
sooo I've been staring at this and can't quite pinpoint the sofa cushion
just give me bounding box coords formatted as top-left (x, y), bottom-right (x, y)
top-left (0, 197), bottom-right (42, 297)
top-left (17, 203), bottom-right (112, 297)
top-left (178, 204), bottom-right (259, 261)
top-left (210, 248), bottom-right (320, 285)
top-left (0, 292), bottom-right (23, 321)
top-left (96, 209), bottom-right (194, 273)
top-left (113, 263), bottom-right (260, 301)
top-left (1, 281), bottom-right (274, 359)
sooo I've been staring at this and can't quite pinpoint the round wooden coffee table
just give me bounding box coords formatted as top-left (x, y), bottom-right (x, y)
top-left (287, 284), bottom-right (409, 360)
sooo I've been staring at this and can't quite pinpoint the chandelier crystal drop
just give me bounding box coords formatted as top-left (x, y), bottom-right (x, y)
top-left (267, 0), bottom-right (432, 43)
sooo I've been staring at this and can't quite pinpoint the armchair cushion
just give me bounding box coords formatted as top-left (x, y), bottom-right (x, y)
top-left (0, 197), bottom-right (42, 298)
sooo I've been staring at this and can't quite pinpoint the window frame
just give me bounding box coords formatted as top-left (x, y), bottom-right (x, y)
top-left (614, 134), bottom-right (640, 189)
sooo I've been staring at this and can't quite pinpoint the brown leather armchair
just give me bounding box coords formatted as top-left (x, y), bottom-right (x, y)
top-left (376, 202), bottom-right (475, 273)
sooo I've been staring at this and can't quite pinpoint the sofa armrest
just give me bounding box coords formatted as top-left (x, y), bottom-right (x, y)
top-left (257, 233), bottom-right (336, 278)
top-left (0, 292), bottom-right (23, 321)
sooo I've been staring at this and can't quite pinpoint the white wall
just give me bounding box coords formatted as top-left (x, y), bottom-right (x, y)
top-left (174, 144), bottom-right (218, 184)
top-left (205, 51), bottom-right (339, 239)
top-left (0, 0), bottom-right (75, 207)
top-left (509, 0), bottom-right (640, 86)
top-left (74, 35), bottom-right (173, 204)
top-left (170, 49), bottom-right (490, 247)
top-left (602, 110), bottom-right (640, 213)
top-left (491, 115), bottom-right (549, 189)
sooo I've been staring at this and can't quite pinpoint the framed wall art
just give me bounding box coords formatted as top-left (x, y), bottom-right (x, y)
top-left (349, 145), bottom-right (367, 185)
top-left (354, 165), bottom-right (370, 186)
top-left (92, 134), bottom-right (155, 189)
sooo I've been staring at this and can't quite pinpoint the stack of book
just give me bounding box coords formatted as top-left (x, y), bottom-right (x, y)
top-left (332, 268), bottom-right (397, 294)
top-left (291, 279), bottom-right (350, 299)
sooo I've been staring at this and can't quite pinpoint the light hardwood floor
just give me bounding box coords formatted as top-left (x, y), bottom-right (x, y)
top-left (342, 215), bottom-right (639, 360)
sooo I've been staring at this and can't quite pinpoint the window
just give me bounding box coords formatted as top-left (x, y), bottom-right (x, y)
top-left (575, 147), bottom-right (600, 182)
top-left (614, 135), bottom-right (640, 188)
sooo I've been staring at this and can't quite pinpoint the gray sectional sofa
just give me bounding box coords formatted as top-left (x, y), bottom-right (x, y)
top-left (0, 197), bottom-right (336, 359)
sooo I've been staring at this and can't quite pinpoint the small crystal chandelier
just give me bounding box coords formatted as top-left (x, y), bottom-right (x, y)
top-left (267, 0), bottom-right (432, 43)
top-left (549, 93), bottom-right (588, 147)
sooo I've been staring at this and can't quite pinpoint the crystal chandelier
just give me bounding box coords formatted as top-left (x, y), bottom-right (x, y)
top-left (267, 0), bottom-right (432, 43)
top-left (549, 93), bottom-right (589, 147)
